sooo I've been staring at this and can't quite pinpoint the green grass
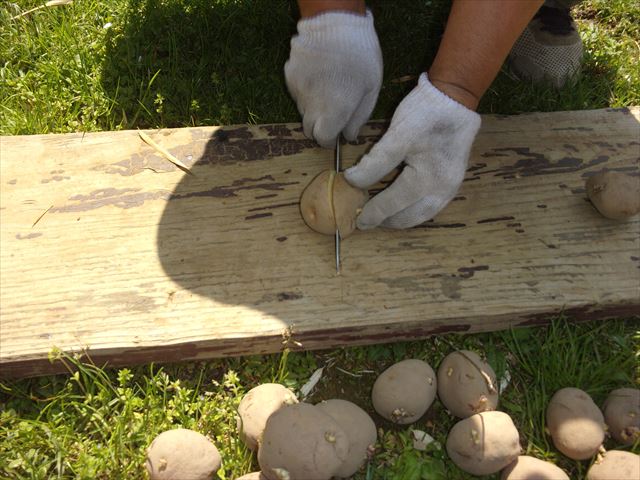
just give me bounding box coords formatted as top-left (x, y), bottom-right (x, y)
top-left (1, 0), bottom-right (639, 478)
top-left (1, 318), bottom-right (638, 479)
top-left (480, 0), bottom-right (640, 114)
top-left (1, 0), bottom-right (638, 133)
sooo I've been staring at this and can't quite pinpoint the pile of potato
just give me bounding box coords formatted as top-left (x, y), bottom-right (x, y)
top-left (544, 387), bottom-right (640, 480)
top-left (142, 166), bottom-right (640, 479)
top-left (145, 352), bottom-right (639, 480)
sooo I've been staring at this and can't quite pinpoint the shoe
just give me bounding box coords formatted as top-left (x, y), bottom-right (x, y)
top-left (507, 6), bottom-right (583, 88)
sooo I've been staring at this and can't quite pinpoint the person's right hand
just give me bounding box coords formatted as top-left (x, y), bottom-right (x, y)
top-left (285, 10), bottom-right (383, 148)
top-left (345, 73), bottom-right (481, 230)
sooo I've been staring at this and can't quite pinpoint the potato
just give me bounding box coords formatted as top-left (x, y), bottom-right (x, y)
top-left (501, 455), bottom-right (569, 480)
top-left (235, 473), bottom-right (268, 480)
top-left (316, 399), bottom-right (377, 478)
top-left (237, 383), bottom-right (298, 451)
top-left (437, 350), bottom-right (499, 418)
top-left (602, 388), bottom-right (640, 445)
top-left (546, 387), bottom-right (605, 460)
top-left (371, 359), bottom-right (437, 424)
top-left (300, 170), bottom-right (368, 238)
top-left (300, 170), bottom-right (336, 235)
top-left (145, 428), bottom-right (221, 480)
top-left (258, 402), bottom-right (349, 480)
top-left (586, 450), bottom-right (640, 480)
top-left (446, 411), bottom-right (521, 475)
top-left (586, 171), bottom-right (640, 220)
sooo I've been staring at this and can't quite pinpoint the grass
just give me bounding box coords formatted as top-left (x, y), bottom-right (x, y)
top-left (1, 0), bottom-right (638, 133)
top-left (1, 318), bottom-right (638, 479)
top-left (0, 0), bottom-right (639, 478)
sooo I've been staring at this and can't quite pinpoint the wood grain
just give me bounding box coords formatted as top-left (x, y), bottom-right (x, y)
top-left (1, 108), bottom-right (639, 378)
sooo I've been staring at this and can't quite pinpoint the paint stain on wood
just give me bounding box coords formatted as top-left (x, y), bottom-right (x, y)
top-left (551, 126), bottom-right (594, 132)
top-left (475, 147), bottom-right (611, 179)
top-left (41, 175), bottom-right (70, 183)
top-left (247, 201), bottom-right (298, 212)
top-left (477, 216), bottom-right (515, 224)
top-left (16, 233), bottom-right (43, 240)
top-left (277, 292), bottom-right (302, 301)
top-left (97, 153), bottom-right (186, 176)
top-left (255, 291), bottom-right (303, 304)
top-left (199, 129), bottom-right (317, 165)
top-left (457, 265), bottom-right (489, 279)
top-left (418, 221), bottom-right (466, 229)
top-left (53, 188), bottom-right (169, 212)
top-left (260, 125), bottom-right (293, 137)
top-left (539, 240), bottom-right (557, 249)
top-left (245, 213), bottom-right (273, 220)
top-left (171, 176), bottom-right (298, 200)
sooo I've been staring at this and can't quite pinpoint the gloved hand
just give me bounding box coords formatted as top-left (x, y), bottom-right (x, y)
top-left (344, 73), bottom-right (481, 229)
top-left (285, 10), bottom-right (383, 148)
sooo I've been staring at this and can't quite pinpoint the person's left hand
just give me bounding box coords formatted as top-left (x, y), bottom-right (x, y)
top-left (344, 73), bottom-right (482, 229)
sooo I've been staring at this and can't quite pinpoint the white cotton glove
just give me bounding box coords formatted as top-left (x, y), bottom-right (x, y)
top-left (285, 10), bottom-right (383, 148)
top-left (345, 73), bottom-right (481, 229)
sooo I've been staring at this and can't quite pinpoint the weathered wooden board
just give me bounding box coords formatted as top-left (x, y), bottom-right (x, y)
top-left (1, 108), bottom-right (639, 378)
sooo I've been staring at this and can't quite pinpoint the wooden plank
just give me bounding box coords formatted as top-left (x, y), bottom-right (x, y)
top-left (1, 108), bottom-right (639, 378)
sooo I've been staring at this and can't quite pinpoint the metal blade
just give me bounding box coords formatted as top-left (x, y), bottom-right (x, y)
top-left (335, 138), bottom-right (341, 275)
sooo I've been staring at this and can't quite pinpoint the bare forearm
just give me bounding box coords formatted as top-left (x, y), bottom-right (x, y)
top-left (297, 0), bottom-right (365, 18)
top-left (429, 0), bottom-right (544, 110)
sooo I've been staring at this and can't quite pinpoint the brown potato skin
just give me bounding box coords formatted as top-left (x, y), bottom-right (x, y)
top-left (546, 387), bottom-right (605, 460)
top-left (437, 350), bottom-right (499, 418)
top-left (316, 399), bottom-right (377, 478)
top-left (145, 428), bottom-right (221, 480)
top-left (300, 170), bottom-right (368, 238)
top-left (586, 450), bottom-right (640, 480)
top-left (371, 359), bottom-right (437, 425)
top-left (446, 411), bottom-right (521, 476)
top-left (501, 455), bottom-right (569, 480)
top-left (586, 171), bottom-right (640, 220)
top-left (332, 173), bottom-right (368, 237)
top-left (237, 383), bottom-right (298, 451)
top-left (258, 403), bottom-right (349, 480)
top-left (300, 170), bottom-right (335, 235)
top-left (602, 388), bottom-right (640, 445)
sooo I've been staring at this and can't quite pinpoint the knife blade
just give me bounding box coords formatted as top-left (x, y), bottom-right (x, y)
top-left (335, 138), bottom-right (341, 275)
